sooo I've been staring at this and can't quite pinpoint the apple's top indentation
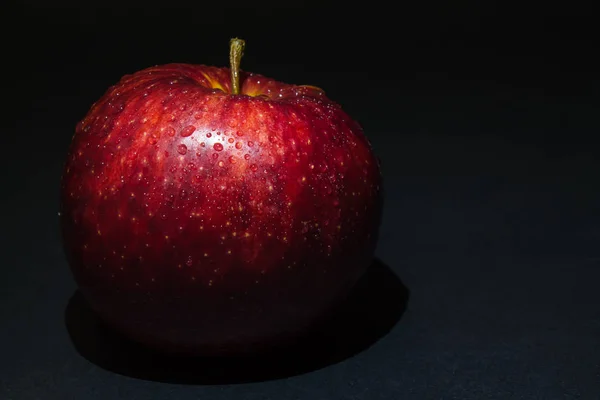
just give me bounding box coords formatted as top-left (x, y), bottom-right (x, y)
top-left (118, 64), bottom-right (326, 102)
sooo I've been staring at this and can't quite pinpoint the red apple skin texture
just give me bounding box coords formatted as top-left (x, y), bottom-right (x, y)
top-left (60, 64), bottom-right (382, 355)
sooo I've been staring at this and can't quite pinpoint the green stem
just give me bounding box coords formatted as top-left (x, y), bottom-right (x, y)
top-left (229, 38), bottom-right (245, 95)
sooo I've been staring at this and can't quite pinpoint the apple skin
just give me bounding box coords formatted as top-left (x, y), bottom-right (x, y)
top-left (60, 64), bottom-right (382, 355)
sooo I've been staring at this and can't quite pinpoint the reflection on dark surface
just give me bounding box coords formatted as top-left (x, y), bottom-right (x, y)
top-left (65, 258), bottom-right (409, 384)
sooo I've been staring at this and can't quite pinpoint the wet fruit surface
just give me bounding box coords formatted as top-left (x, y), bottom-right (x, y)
top-left (60, 63), bottom-right (382, 355)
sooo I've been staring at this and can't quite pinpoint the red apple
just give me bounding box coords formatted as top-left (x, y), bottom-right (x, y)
top-left (60, 39), bottom-right (382, 355)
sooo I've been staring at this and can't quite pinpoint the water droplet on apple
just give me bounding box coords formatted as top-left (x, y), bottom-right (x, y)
top-left (180, 125), bottom-right (196, 137)
top-left (269, 135), bottom-right (276, 143)
top-left (250, 164), bottom-right (258, 172)
top-left (228, 138), bottom-right (234, 144)
top-left (213, 143), bottom-right (224, 151)
top-left (228, 156), bottom-right (236, 164)
top-left (218, 160), bottom-right (224, 167)
top-left (177, 144), bottom-right (187, 155)
top-left (200, 142), bottom-right (206, 147)
top-left (166, 127), bottom-right (175, 137)
top-left (248, 141), bottom-right (254, 147)
top-left (169, 165), bottom-right (177, 173)
top-left (244, 153), bottom-right (250, 160)
top-left (236, 131), bottom-right (243, 136)
top-left (188, 162), bottom-right (196, 170)
top-left (186, 256), bottom-right (193, 267)
top-left (148, 134), bottom-right (158, 145)
top-left (206, 133), bottom-right (212, 138)
top-left (212, 153), bottom-right (219, 160)
top-left (194, 113), bottom-right (203, 119)
top-left (164, 151), bottom-right (170, 157)
top-left (235, 142), bottom-right (243, 149)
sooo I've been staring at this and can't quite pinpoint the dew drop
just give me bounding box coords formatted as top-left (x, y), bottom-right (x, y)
top-left (194, 112), bottom-right (203, 119)
top-left (213, 143), bottom-right (224, 151)
top-left (244, 153), bottom-right (250, 160)
top-left (228, 156), bottom-right (236, 164)
top-left (212, 153), bottom-right (219, 160)
top-left (218, 160), bottom-right (224, 167)
top-left (200, 142), bottom-right (206, 147)
top-left (228, 137), bottom-right (234, 143)
top-left (235, 142), bottom-right (243, 149)
top-left (166, 127), bottom-right (176, 137)
top-left (206, 132), bottom-right (212, 138)
top-left (148, 135), bottom-right (158, 145)
top-left (250, 164), bottom-right (258, 172)
top-left (269, 135), bottom-right (276, 143)
top-left (188, 162), bottom-right (196, 170)
top-left (236, 131), bottom-right (243, 136)
top-left (247, 141), bottom-right (254, 147)
top-left (177, 144), bottom-right (187, 155)
top-left (180, 125), bottom-right (196, 137)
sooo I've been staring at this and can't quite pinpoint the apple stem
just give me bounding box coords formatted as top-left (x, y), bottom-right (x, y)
top-left (229, 38), bottom-right (245, 95)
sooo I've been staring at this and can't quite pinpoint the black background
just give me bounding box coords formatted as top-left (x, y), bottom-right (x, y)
top-left (2, 1), bottom-right (600, 398)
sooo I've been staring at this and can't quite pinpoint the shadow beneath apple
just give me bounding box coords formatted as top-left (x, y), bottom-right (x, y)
top-left (64, 258), bottom-right (409, 384)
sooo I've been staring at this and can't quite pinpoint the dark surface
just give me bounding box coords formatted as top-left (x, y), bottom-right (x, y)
top-left (2, 2), bottom-right (600, 398)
